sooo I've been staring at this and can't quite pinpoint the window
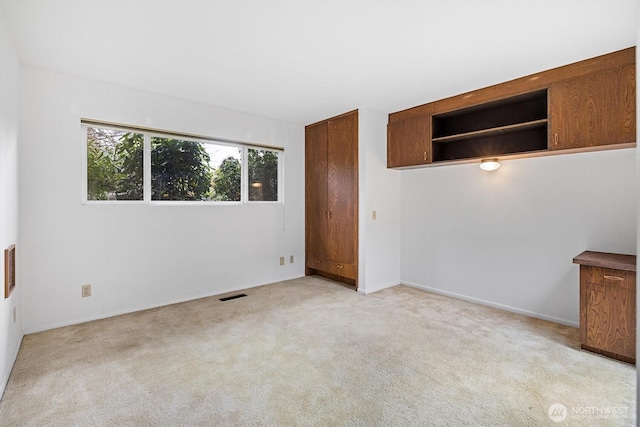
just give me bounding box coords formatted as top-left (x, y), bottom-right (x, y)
top-left (248, 149), bottom-right (279, 202)
top-left (87, 127), bottom-right (143, 201)
top-left (83, 121), bottom-right (283, 204)
top-left (150, 136), bottom-right (241, 201)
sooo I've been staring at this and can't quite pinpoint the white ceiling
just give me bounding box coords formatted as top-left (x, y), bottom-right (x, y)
top-left (1, 0), bottom-right (637, 125)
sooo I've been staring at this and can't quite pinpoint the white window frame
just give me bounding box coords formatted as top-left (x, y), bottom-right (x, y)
top-left (245, 147), bottom-right (285, 205)
top-left (81, 120), bottom-right (284, 205)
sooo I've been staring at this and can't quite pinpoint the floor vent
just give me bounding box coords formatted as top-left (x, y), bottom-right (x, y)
top-left (219, 293), bottom-right (248, 302)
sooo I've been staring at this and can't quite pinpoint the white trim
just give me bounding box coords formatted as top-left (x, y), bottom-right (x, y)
top-left (82, 200), bottom-right (246, 207)
top-left (401, 280), bottom-right (579, 327)
top-left (143, 133), bottom-right (151, 203)
top-left (278, 150), bottom-right (284, 204)
top-left (80, 125), bottom-right (88, 204)
top-left (0, 333), bottom-right (23, 400)
top-left (82, 200), bottom-right (146, 206)
top-left (357, 281), bottom-right (399, 295)
top-left (244, 201), bottom-right (282, 205)
top-left (245, 147), bottom-right (284, 205)
top-left (241, 146), bottom-right (248, 203)
top-left (23, 275), bottom-right (305, 334)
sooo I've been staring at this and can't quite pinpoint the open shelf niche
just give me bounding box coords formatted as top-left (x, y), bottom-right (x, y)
top-left (431, 89), bottom-right (548, 162)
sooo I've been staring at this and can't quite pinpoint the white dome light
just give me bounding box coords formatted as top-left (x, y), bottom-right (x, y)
top-left (480, 158), bottom-right (501, 171)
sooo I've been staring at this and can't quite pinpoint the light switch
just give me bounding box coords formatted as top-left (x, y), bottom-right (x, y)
top-left (372, 210), bottom-right (377, 220)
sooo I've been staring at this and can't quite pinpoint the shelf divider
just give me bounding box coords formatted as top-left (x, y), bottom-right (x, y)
top-left (431, 119), bottom-right (548, 144)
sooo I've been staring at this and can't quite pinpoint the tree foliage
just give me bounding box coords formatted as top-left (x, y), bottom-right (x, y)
top-left (87, 129), bottom-right (214, 201)
top-left (212, 157), bottom-right (241, 201)
top-left (248, 149), bottom-right (278, 201)
top-left (87, 127), bottom-right (127, 200)
top-left (115, 133), bottom-right (144, 200)
top-left (150, 137), bottom-right (213, 201)
top-left (86, 128), bottom-right (278, 202)
top-left (87, 138), bottom-right (118, 200)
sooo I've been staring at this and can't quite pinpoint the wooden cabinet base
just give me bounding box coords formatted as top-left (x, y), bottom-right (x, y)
top-left (306, 268), bottom-right (356, 288)
top-left (581, 344), bottom-right (635, 365)
top-left (574, 251), bottom-right (636, 365)
top-left (306, 258), bottom-right (356, 281)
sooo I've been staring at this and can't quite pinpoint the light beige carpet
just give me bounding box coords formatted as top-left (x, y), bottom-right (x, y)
top-left (0, 276), bottom-right (635, 426)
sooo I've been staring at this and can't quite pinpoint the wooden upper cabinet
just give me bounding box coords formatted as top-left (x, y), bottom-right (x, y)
top-left (550, 64), bottom-right (636, 150)
top-left (387, 47), bottom-right (636, 169)
top-left (387, 109), bottom-right (432, 168)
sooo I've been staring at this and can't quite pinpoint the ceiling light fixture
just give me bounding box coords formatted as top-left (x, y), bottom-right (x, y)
top-left (479, 158), bottom-right (501, 171)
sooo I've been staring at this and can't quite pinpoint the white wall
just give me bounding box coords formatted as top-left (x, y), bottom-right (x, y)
top-left (358, 109), bottom-right (401, 293)
top-left (401, 149), bottom-right (637, 326)
top-left (19, 67), bottom-right (305, 333)
top-left (0, 9), bottom-right (22, 397)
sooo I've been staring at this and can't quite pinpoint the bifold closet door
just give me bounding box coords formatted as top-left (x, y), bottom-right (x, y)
top-left (305, 121), bottom-right (329, 269)
top-left (326, 112), bottom-right (358, 278)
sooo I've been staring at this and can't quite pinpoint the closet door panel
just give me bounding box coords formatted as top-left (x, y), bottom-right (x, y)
top-left (305, 122), bottom-right (329, 267)
top-left (327, 112), bottom-right (358, 269)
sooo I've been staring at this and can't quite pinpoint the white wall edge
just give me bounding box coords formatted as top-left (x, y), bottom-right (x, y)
top-left (401, 280), bottom-right (579, 328)
top-left (24, 275), bottom-right (305, 334)
top-left (0, 332), bottom-right (23, 400)
top-left (357, 281), bottom-right (399, 295)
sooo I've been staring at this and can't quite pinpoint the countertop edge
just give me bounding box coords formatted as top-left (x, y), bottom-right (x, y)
top-left (573, 251), bottom-right (637, 272)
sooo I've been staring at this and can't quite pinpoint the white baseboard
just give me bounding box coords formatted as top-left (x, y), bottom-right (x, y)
top-left (1, 332), bottom-right (23, 400)
top-left (401, 280), bottom-right (579, 328)
top-left (357, 281), bottom-right (399, 295)
top-left (24, 274), bottom-right (306, 334)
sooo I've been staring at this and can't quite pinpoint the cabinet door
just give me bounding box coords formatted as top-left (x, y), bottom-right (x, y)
top-left (584, 270), bottom-right (636, 361)
top-left (305, 122), bottom-right (329, 267)
top-left (326, 112), bottom-right (358, 275)
top-left (387, 114), bottom-right (431, 168)
top-left (550, 64), bottom-right (636, 150)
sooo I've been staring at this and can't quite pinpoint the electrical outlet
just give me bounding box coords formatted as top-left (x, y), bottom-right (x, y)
top-left (82, 284), bottom-right (92, 297)
top-left (279, 256), bottom-right (285, 266)
top-left (12, 306), bottom-right (16, 324)
top-left (290, 255), bottom-right (294, 264)
top-left (372, 210), bottom-right (377, 220)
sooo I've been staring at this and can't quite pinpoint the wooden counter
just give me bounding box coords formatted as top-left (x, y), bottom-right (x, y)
top-left (573, 251), bottom-right (636, 272)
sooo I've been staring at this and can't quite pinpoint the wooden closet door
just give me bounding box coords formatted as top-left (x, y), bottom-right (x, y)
top-left (550, 64), bottom-right (636, 150)
top-left (305, 122), bottom-right (329, 270)
top-left (326, 112), bottom-right (358, 278)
